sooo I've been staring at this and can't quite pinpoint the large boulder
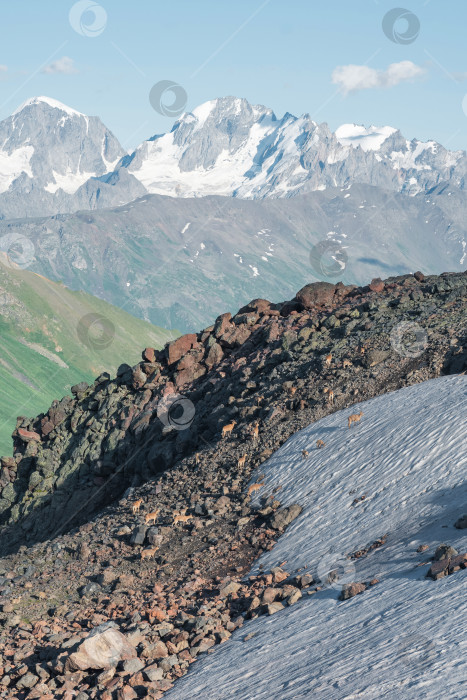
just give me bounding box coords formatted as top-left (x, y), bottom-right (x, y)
top-left (295, 282), bottom-right (337, 309)
top-left (66, 623), bottom-right (136, 671)
top-left (237, 298), bottom-right (272, 315)
top-left (167, 334), bottom-right (198, 366)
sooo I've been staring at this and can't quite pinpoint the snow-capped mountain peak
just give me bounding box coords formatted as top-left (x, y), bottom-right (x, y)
top-left (118, 96), bottom-right (467, 199)
top-left (0, 96), bottom-right (147, 217)
top-left (12, 95), bottom-right (85, 118)
top-left (1, 94), bottom-right (467, 218)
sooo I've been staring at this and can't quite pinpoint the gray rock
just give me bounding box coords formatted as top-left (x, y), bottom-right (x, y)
top-left (433, 544), bottom-right (458, 561)
top-left (15, 672), bottom-right (39, 689)
top-left (130, 525), bottom-right (147, 546)
top-left (269, 504), bottom-right (303, 530)
top-left (454, 514), bottom-right (467, 529)
top-left (122, 657), bottom-right (144, 674)
top-left (79, 581), bottom-right (101, 598)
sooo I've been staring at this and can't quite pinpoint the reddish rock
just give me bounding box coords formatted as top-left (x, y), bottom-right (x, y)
top-left (142, 347), bottom-right (156, 363)
top-left (414, 271), bottom-right (425, 282)
top-left (213, 312), bottom-right (232, 339)
top-left (40, 419), bottom-right (54, 437)
top-left (369, 278), bottom-right (385, 293)
top-left (175, 364), bottom-right (206, 388)
top-left (339, 582), bottom-right (366, 600)
top-left (238, 299), bottom-right (272, 315)
top-left (141, 640), bottom-right (168, 660)
top-left (295, 282), bottom-right (337, 309)
top-left (427, 560), bottom-right (449, 580)
top-left (167, 334), bottom-right (198, 366)
top-left (17, 428), bottom-right (41, 443)
top-left (219, 324), bottom-right (251, 349)
top-left (265, 321), bottom-right (280, 343)
top-left (262, 587), bottom-right (281, 604)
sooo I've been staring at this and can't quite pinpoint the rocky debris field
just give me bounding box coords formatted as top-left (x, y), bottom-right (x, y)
top-left (0, 270), bottom-right (465, 697)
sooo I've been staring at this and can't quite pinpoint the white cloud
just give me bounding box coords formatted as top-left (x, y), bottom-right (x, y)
top-left (0, 65), bottom-right (7, 72)
top-left (42, 56), bottom-right (78, 75)
top-left (332, 60), bottom-right (425, 95)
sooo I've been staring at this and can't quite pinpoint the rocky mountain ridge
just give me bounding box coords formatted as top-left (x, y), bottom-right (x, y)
top-left (0, 269), bottom-right (465, 697)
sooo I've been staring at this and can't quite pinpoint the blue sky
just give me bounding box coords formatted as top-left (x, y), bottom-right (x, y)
top-left (1, 0), bottom-right (467, 151)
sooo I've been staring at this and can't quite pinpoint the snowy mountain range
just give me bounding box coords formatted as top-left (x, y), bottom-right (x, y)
top-left (1, 95), bottom-right (467, 218)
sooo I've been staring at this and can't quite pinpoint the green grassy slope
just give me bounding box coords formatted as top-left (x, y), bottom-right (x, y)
top-left (0, 259), bottom-right (177, 455)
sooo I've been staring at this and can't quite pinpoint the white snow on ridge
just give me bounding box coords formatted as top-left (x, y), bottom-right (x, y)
top-left (335, 123), bottom-right (397, 151)
top-left (165, 376), bottom-right (467, 700)
top-left (12, 96), bottom-right (84, 118)
top-left (128, 113), bottom-right (278, 197)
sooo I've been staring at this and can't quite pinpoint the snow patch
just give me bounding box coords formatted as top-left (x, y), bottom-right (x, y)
top-left (165, 376), bottom-right (467, 700)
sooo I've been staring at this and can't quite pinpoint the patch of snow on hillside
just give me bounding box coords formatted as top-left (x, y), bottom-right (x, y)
top-left (165, 376), bottom-right (467, 700)
top-left (44, 168), bottom-right (97, 194)
top-left (0, 145), bottom-right (34, 192)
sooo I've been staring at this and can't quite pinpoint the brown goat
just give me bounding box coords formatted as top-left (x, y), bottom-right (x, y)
top-left (348, 411), bottom-right (364, 428)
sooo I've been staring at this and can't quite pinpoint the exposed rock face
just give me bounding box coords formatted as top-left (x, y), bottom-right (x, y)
top-left (0, 270), bottom-right (466, 554)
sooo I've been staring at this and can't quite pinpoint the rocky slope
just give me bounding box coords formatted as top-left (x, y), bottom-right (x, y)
top-left (1, 183), bottom-right (466, 333)
top-left (0, 269), bottom-right (465, 698)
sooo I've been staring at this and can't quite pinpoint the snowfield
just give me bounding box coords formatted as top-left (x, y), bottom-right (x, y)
top-left (165, 376), bottom-right (467, 699)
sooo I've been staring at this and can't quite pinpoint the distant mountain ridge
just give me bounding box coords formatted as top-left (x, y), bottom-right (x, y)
top-left (1, 95), bottom-right (467, 218)
top-left (1, 183), bottom-right (466, 333)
